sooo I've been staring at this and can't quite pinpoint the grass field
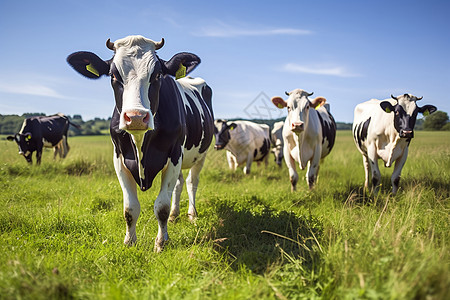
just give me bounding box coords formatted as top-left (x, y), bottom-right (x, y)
top-left (0, 131), bottom-right (448, 299)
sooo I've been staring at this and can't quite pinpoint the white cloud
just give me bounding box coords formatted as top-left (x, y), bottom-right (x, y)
top-left (282, 63), bottom-right (361, 78)
top-left (193, 21), bottom-right (312, 37)
top-left (0, 83), bottom-right (68, 99)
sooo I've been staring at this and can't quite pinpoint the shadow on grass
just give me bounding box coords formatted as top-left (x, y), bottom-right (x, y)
top-left (207, 200), bottom-right (323, 274)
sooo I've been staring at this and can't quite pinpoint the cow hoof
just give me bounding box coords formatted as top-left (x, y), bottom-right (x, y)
top-left (124, 233), bottom-right (137, 246)
top-left (168, 213), bottom-right (179, 223)
top-left (188, 213), bottom-right (197, 223)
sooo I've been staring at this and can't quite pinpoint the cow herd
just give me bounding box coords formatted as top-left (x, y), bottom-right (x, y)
top-left (5, 35), bottom-right (437, 252)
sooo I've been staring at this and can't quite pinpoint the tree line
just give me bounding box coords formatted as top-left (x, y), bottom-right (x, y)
top-left (0, 111), bottom-right (449, 136)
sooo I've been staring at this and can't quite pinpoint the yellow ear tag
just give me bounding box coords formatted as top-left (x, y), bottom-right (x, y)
top-left (423, 110), bottom-right (429, 116)
top-left (277, 103), bottom-right (284, 109)
top-left (229, 126), bottom-right (235, 131)
top-left (385, 107), bottom-right (391, 113)
top-left (25, 135), bottom-right (31, 141)
top-left (86, 63), bottom-right (100, 77)
top-left (175, 63), bottom-right (186, 79)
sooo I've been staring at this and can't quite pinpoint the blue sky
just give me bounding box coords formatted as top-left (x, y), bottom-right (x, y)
top-left (0, 0), bottom-right (448, 122)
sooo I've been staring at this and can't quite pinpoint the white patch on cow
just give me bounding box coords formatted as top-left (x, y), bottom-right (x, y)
top-left (130, 133), bottom-right (146, 181)
top-left (42, 138), bottom-right (53, 148)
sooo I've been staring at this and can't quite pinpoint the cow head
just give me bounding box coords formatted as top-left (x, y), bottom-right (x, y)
top-left (271, 143), bottom-right (283, 166)
top-left (271, 89), bottom-right (326, 134)
top-left (67, 35), bottom-right (165, 135)
top-left (214, 119), bottom-right (237, 150)
top-left (7, 133), bottom-right (33, 163)
top-left (380, 94), bottom-right (437, 139)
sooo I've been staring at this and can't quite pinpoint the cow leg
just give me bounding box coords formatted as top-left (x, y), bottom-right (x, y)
top-left (62, 136), bottom-right (70, 158)
top-left (154, 158), bottom-right (182, 253)
top-left (226, 151), bottom-right (237, 171)
top-left (113, 154), bottom-right (140, 245)
top-left (367, 147), bottom-right (381, 194)
top-left (284, 151), bottom-right (298, 191)
top-left (36, 150), bottom-right (42, 165)
top-left (186, 154), bottom-right (207, 221)
top-left (306, 149), bottom-right (321, 189)
top-left (391, 147), bottom-right (408, 195)
top-left (169, 171), bottom-right (184, 222)
top-left (243, 153), bottom-right (253, 174)
top-left (362, 155), bottom-right (370, 189)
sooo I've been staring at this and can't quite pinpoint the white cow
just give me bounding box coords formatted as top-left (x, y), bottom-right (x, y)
top-left (214, 120), bottom-right (271, 174)
top-left (272, 89), bottom-right (336, 190)
top-left (353, 94), bottom-right (437, 195)
top-left (271, 121), bottom-right (284, 167)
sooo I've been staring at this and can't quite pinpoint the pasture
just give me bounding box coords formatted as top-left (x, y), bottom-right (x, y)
top-left (0, 131), bottom-right (448, 299)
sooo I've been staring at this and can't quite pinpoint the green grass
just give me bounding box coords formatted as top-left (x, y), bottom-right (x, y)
top-left (0, 131), bottom-right (448, 299)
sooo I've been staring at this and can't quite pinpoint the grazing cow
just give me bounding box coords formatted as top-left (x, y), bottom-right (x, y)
top-left (271, 89), bottom-right (336, 190)
top-left (352, 94), bottom-right (437, 195)
top-left (67, 35), bottom-right (214, 252)
top-left (214, 120), bottom-right (271, 174)
top-left (7, 114), bottom-right (77, 164)
top-left (271, 121), bottom-right (284, 167)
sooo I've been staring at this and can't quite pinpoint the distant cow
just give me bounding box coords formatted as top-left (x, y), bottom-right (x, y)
top-left (67, 35), bottom-right (214, 252)
top-left (271, 121), bottom-right (284, 167)
top-left (352, 94), bottom-right (437, 194)
top-left (272, 89), bottom-right (336, 190)
top-left (214, 120), bottom-right (271, 174)
top-left (7, 114), bottom-right (77, 164)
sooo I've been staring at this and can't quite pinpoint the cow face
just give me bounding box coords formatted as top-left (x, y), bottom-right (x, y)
top-left (380, 94), bottom-right (437, 138)
top-left (271, 89), bottom-right (324, 134)
top-left (67, 35), bottom-right (165, 135)
top-left (271, 143), bottom-right (283, 166)
top-left (7, 133), bottom-right (33, 163)
top-left (214, 120), bottom-right (237, 150)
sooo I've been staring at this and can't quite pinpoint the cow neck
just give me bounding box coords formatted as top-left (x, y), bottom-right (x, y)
top-left (130, 132), bottom-right (146, 182)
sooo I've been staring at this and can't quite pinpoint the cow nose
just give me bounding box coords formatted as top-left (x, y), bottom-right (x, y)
top-left (400, 130), bottom-right (414, 138)
top-left (123, 110), bottom-right (150, 131)
top-left (291, 122), bottom-right (304, 133)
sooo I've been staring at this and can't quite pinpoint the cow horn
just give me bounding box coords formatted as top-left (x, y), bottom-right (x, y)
top-left (154, 38), bottom-right (165, 50)
top-left (391, 94), bottom-right (398, 101)
top-left (285, 91), bottom-right (290, 96)
top-left (416, 96), bottom-right (423, 101)
top-left (307, 92), bottom-right (314, 97)
top-left (106, 38), bottom-right (115, 51)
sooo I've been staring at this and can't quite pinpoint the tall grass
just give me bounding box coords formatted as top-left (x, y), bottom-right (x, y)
top-left (0, 132), bottom-right (448, 299)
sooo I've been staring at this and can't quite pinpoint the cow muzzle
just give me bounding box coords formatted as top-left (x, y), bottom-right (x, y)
top-left (291, 122), bottom-right (304, 133)
top-left (121, 110), bottom-right (152, 132)
top-left (214, 144), bottom-right (225, 150)
top-left (399, 129), bottom-right (414, 139)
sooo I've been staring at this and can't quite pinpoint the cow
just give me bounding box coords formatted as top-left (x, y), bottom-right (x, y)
top-left (271, 89), bottom-right (336, 190)
top-left (352, 94), bottom-right (437, 195)
top-left (67, 35), bottom-right (214, 252)
top-left (271, 121), bottom-right (284, 167)
top-left (214, 119), bottom-right (271, 174)
top-left (7, 113), bottom-right (77, 164)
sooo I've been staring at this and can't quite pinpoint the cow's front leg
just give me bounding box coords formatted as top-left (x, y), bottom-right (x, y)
top-left (306, 148), bottom-right (321, 189)
top-left (243, 153), bottom-right (253, 174)
top-left (113, 154), bottom-right (140, 245)
top-left (368, 146), bottom-right (381, 194)
top-left (284, 150), bottom-right (298, 191)
top-left (186, 154), bottom-right (207, 221)
top-left (154, 157), bottom-right (182, 253)
top-left (391, 148), bottom-right (408, 195)
top-left (226, 151), bottom-right (237, 171)
top-left (169, 171), bottom-right (184, 222)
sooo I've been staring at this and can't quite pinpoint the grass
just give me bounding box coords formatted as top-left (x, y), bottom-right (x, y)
top-left (0, 131), bottom-right (448, 299)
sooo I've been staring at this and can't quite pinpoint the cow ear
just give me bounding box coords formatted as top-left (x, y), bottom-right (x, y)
top-left (271, 97), bottom-right (287, 109)
top-left (6, 136), bottom-right (15, 141)
top-left (418, 105), bottom-right (437, 116)
top-left (310, 97), bottom-right (327, 109)
top-left (67, 51), bottom-right (110, 79)
top-left (228, 122), bottom-right (237, 130)
top-left (380, 101), bottom-right (395, 113)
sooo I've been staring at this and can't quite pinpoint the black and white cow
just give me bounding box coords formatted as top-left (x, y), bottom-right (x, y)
top-left (214, 120), bottom-right (271, 174)
top-left (272, 89), bottom-right (336, 190)
top-left (67, 35), bottom-right (214, 252)
top-left (271, 121), bottom-right (284, 167)
top-left (7, 113), bottom-right (76, 164)
top-left (352, 94), bottom-right (437, 195)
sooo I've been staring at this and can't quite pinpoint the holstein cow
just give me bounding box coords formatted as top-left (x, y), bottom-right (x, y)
top-left (271, 121), bottom-right (284, 167)
top-left (67, 35), bottom-right (214, 252)
top-left (271, 89), bottom-right (336, 190)
top-left (352, 94), bottom-right (437, 195)
top-left (7, 113), bottom-right (77, 164)
top-left (214, 120), bottom-right (271, 174)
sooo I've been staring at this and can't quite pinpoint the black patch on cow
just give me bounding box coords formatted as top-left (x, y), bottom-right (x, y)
top-left (353, 117), bottom-right (371, 150)
top-left (255, 138), bottom-right (271, 162)
top-left (10, 115), bottom-right (72, 164)
top-left (317, 111), bottom-right (337, 152)
top-left (124, 209), bottom-right (133, 227)
top-left (157, 205), bottom-right (170, 223)
top-left (253, 149), bottom-right (258, 158)
top-left (393, 176), bottom-right (400, 188)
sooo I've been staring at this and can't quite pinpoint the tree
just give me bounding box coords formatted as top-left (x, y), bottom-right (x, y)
top-left (423, 111), bottom-right (449, 131)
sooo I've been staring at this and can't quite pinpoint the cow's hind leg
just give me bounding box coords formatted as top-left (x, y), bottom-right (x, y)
top-left (186, 154), bottom-right (207, 221)
top-left (154, 157), bottom-right (183, 253)
top-left (114, 154), bottom-right (140, 245)
top-left (391, 148), bottom-right (408, 195)
top-left (368, 147), bottom-right (381, 194)
top-left (362, 155), bottom-right (370, 189)
top-left (169, 171), bottom-right (184, 222)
